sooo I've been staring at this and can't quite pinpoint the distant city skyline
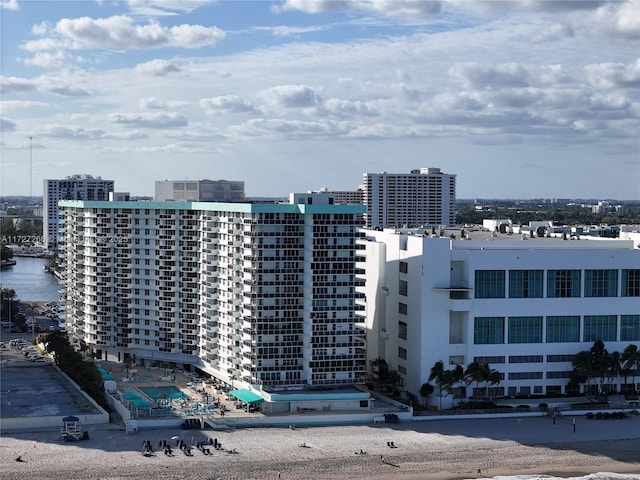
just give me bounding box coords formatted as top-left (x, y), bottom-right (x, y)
top-left (1, 1), bottom-right (638, 199)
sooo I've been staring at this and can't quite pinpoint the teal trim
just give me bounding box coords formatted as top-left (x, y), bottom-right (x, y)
top-left (229, 389), bottom-right (265, 404)
top-left (58, 200), bottom-right (365, 214)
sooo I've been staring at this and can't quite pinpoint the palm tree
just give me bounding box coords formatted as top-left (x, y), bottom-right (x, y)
top-left (465, 361), bottom-right (489, 407)
top-left (622, 344), bottom-right (640, 393)
top-left (419, 382), bottom-right (434, 408)
top-left (590, 340), bottom-right (611, 395)
top-left (606, 351), bottom-right (622, 393)
top-left (487, 368), bottom-right (502, 400)
top-left (428, 360), bottom-right (446, 409)
top-left (451, 364), bottom-right (466, 404)
top-left (571, 350), bottom-right (593, 395)
top-left (371, 357), bottom-right (389, 383)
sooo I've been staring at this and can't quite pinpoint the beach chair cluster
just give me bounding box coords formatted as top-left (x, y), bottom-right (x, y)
top-left (181, 418), bottom-right (201, 430)
top-left (182, 404), bottom-right (217, 416)
top-left (386, 441), bottom-right (398, 448)
top-left (585, 411), bottom-right (627, 420)
top-left (195, 438), bottom-right (224, 455)
top-left (141, 440), bottom-right (154, 456)
top-left (383, 413), bottom-right (400, 423)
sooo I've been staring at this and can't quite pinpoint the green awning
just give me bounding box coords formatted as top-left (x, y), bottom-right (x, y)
top-left (229, 389), bottom-right (265, 404)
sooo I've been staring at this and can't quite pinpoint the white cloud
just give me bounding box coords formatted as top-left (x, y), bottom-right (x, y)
top-left (140, 97), bottom-right (189, 109)
top-left (0, 100), bottom-right (49, 112)
top-left (273, 0), bottom-right (442, 18)
top-left (199, 95), bottom-right (259, 114)
top-left (257, 85), bottom-right (322, 110)
top-left (22, 37), bottom-right (72, 53)
top-left (1, 117), bottom-right (17, 131)
top-left (31, 21), bottom-right (51, 35)
top-left (585, 59), bottom-right (640, 89)
top-left (110, 112), bottom-right (189, 128)
top-left (23, 50), bottom-right (74, 69)
top-left (54, 15), bottom-right (225, 50)
top-left (0, 0), bottom-right (19, 10)
top-left (320, 98), bottom-right (378, 117)
top-left (39, 125), bottom-right (108, 140)
top-left (135, 59), bottom-right (181, 75)
top-left (451, 0), bottom-right (608, 13)
top-left (125, 0), bottom-right (216, 16)
top-left (449, 63), bottom-right (531, 90)
top-left (591, 0), bottom-right (640, 39)
top-left (0, 76), bottom-right (37, 94)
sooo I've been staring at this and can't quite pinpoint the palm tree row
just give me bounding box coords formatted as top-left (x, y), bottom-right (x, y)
top-left (423, 360), bottom-right (502, 409)
top-left (570, 340), bottom-right (640, 396)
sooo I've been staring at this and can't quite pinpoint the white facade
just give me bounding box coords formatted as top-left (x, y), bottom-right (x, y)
top-left (359, 228), bottom-right (640, 405)
top-left (363, 167), bottom-right (456, 229)
top-left (43, 175), bottom-right (114, 249)
top-left (59, 195), bottom-right (366, 394)
top-left (155, 179), bottom-right (245, 202)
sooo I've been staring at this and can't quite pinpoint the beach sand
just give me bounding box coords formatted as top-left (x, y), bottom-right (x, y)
top-left (1, 415), bottom-right (639, 480)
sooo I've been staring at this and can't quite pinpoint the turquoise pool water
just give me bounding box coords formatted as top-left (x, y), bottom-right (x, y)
top-left (138, 386), bottom-right (189, 400)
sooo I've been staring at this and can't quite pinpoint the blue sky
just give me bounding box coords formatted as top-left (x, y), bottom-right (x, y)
top-left (1, 0), bottom-right (638, 199)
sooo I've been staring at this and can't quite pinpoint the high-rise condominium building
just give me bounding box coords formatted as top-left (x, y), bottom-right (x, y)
top-left (43, 175), bottom-right (114, 249)
top-left (363, 167), bottom-right (456, 228)
top-left (59, 193), bottom-right (366, 399)
top-left (155, 179), bottom-right (245, 202)
top-left (358, 227), bottom-right (640, 406)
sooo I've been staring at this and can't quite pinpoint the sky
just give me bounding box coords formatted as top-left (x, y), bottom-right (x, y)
top-left (0, 0), bottom-right (638, 200)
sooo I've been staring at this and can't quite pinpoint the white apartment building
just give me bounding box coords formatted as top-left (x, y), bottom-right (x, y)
top-left (358, 228), bottom-right (640, 406)
top-left (59, 194), bottom-right (368, 409)
top-left (43, 175), bottom-right (114, 249)
top-left (155, 179), bottom-right (245, 202)
top-left (363, 168), bottom-right (456, 229)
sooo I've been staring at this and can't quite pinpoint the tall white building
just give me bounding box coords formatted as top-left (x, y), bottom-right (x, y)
top-left (59, 194), bottom-right (367, 405)
top-left (358, 227), bottom-right (640, 405)
top-left (363, 168), bottom-right (456, 228)
top-left (43, 175), bottom-right (114, 249)
top-left (155, 179), bottom-right (245, 202)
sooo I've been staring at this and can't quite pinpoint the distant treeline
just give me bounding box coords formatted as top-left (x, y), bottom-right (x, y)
top-left (456, 203), bottom-right (640, 226)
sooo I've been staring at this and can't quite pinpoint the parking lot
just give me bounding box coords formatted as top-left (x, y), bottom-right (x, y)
top-left (0, 338), bottom-right (103, 420)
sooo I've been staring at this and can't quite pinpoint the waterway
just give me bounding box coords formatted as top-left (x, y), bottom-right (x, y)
top-left (0, 256), bottom-right (61, 302)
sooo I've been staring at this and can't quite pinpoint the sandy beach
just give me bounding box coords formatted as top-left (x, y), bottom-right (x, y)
top-left (1, 415), bottom-right (639, 480)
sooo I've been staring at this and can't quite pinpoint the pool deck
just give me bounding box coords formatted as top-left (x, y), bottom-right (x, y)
top-left (97, 360), bottom-right (260, 421)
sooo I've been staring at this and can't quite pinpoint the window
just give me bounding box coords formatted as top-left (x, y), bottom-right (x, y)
top-left (399, 261), bottom-right (408, 274)
top-left (509, 355), bottom-right (543, 363)
top-left (475, 270), bottom-right (505, 298)
top-left (509, 270), bottom-right (543, 298)
top-left (474, 356), bottom-right (505, 364)
top-left (508, 316), bottom-right (542, 343)
top-left (585, 269), bottom-right (618, 297)
top-left (399, 280), bottom-right (408, 296)
top-left (622, 269), bottom-right (640, 297)
top-left (398, 321), bottom-right (407, 340)
top-left (546, 316), bottom-right (580, 343)
top-left (508, 372), bottom-right (543, 380)
top-left (584, 315), bottom-right (617, 342)
top-left (621, 315), bottom-right (640, 341)
top-left (474, 317), bottom-right (504, 344)
top-left (398, 346), bottom-right (407, 360)
top-left (547, 354), bottom-right (575, 362)
top-left (398, 302), bottom-right (407, 315)
top-left (546, 371), bottom-right (573, 379)
top-left (547, 270), bottom-right (581, 298)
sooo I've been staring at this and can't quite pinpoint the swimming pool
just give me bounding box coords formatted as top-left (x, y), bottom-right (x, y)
top-left (138, 386), bottom-right (189, 401)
